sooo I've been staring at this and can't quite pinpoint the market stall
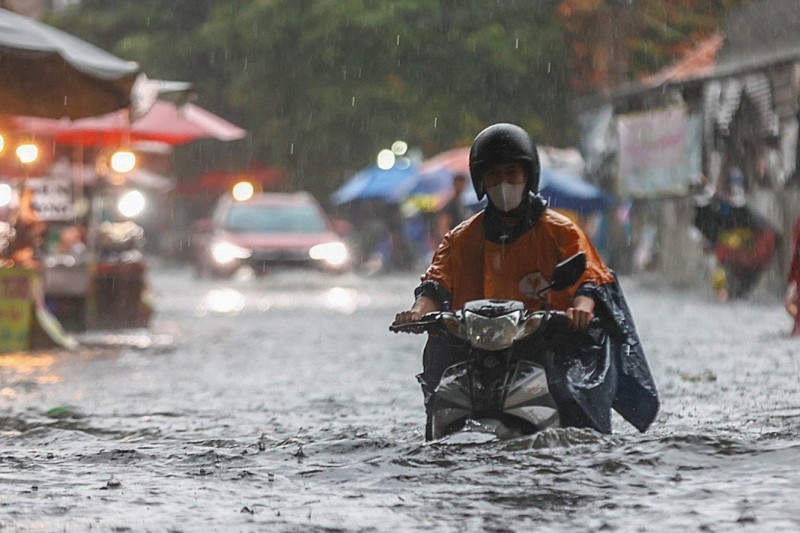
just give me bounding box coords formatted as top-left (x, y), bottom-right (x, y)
top-left (0, 7), bottom-right (142, 350)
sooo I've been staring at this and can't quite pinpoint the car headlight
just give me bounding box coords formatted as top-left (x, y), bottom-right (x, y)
top-left (211, 241), bottom-right (252, 265)
top-left (464, 310), bottom-right (522, 351)
top-left (309, 242), bottom-right (348, 267)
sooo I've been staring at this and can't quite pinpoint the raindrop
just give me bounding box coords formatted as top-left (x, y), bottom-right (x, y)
top-left (396, 34), bottom-right (400, 46)
top-left (290, 143), bottom-right (294, 155)
top-left (515, 38), bottom-right (519, 49)
top-left (434, 117), bottom-right (438, 128)
top-left (352, 96), bottom-right (356, 107)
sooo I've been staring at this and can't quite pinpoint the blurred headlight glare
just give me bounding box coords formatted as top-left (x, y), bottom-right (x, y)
top-left (211, 242), bottom-right (252, 264)
top-left (309, 242), bottom-right (348, 267)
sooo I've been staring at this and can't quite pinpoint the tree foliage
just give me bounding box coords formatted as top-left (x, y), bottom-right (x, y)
top-left (51, 1), bottom-right (745, 198)
top-left (51, 0), bottom-right (570, 198)
top-left (556, 0), bottom-right (749, 94)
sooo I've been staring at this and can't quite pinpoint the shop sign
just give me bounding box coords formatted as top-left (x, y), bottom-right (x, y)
top-left (27, 178), bottom-right (73, 221)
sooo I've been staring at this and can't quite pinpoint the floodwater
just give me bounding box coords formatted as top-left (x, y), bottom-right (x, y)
top-left (2, 264), bottom-right (799, 532)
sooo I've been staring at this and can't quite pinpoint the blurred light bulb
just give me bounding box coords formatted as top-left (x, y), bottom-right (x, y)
top-left (16, 144), bottom-right (38, 164)
top-left (232, 181), bottom-right (254, 201)
top-left (391, 140), bottom-right (408, 156)
top-left (110, 150), bottom-right (136, 173)
top-left (376, 149), bottom-right (395, 170)
top-left (118, 190), bottom-right (146, 218)
top-left (0, 184), bottom-right (12, 207)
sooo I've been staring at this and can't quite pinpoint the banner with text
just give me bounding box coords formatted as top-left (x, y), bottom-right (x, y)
top-left (617, 106), bottom-right (701, 198)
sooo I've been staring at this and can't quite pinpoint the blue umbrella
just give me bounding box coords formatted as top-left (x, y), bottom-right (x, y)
top-left (330, 163), bottom-right (419, 205)
top-left (539, 167), bottom-right (613, 214)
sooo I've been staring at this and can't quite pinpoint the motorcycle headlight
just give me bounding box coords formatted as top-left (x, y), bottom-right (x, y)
top-left (309, 242), bottom-right (349, 267)
top-left (464, 310), bottom-right (522, 351)
top-left (211, 241), bottom-right (252, 265)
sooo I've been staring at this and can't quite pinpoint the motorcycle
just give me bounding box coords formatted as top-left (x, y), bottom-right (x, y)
top-left (391, 252), bottom-right (614, 441)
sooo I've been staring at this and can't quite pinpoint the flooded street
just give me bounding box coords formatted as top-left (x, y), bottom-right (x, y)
top-left (2, 264), bottom-right (800, 532)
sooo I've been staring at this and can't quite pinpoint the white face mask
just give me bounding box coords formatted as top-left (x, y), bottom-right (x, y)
top-left (486, 183), bottom-right (526, 212)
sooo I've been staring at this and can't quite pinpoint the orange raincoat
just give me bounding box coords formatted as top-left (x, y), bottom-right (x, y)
top-left (421, 208), bottom-right (614, 311)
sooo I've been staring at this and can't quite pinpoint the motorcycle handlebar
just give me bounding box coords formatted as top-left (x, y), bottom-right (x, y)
top-left (389, 310), bottom-right (600, 334)
top-left (389, 313), bottom-right (441, 333)
top-left (543, 311), bottom-right (600, 330)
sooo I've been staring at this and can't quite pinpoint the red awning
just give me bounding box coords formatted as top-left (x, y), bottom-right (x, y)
top-left (9, 100), bottom-right (246, 147)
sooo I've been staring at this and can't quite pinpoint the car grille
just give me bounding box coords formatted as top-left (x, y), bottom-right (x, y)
top-left (250, 249), bottom-right (310, 262)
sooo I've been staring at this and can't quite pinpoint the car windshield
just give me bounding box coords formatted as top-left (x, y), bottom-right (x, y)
top-left (224, 203), bottom-right (327, 234)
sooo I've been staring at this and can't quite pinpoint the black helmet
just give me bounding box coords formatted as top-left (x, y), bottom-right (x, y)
top-left (468, 123), bottom-right (540, 199)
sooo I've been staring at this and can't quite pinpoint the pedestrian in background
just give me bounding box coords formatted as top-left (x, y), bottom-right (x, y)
top-left (693, 169), bottom-right (779, 301)
top-left (784, 215), bottom-right (800, 336)
top-left (434, 173), bottom-right (468, 242)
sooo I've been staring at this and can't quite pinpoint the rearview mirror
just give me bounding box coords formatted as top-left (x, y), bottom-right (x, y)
top-left (550, 252), bottom-right (586, 292)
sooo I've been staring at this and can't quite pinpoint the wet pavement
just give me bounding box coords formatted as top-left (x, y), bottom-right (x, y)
top-left (1, 263), bottom-right (799, 531)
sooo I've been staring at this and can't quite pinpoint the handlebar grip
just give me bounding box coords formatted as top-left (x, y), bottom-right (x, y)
top-left (547, 311), bottom-right (570, 329)
top-left (544, 312), bottom-right (601, 333)
top-left (389, 318), bottom-right (438, 333)
top-left (548, 311), bottom-right (600, 324)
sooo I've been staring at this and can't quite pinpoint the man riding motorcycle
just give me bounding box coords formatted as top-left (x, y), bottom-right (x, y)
top-left (393, 123), bottom-right (659, 435)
